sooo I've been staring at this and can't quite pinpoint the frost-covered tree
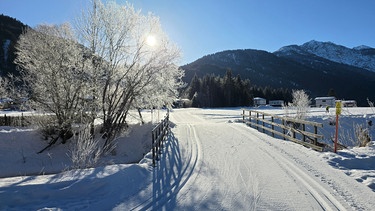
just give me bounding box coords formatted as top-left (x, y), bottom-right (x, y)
top-left (14, 0), bottom-right (183, 154)
top-left (75, 0), bottom-right (183, 150)
top-left (0, 77), bottom-right (8, 98)
top-left (15, 23), bottom-right (93, 144)
top-left (291, 89), bottom-right (311, 120)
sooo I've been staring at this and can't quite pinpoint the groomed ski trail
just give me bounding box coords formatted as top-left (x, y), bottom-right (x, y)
top-left (158, 108), bottom-right (375, 210)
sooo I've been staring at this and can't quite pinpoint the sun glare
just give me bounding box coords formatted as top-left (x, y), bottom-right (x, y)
top-left (146, 35), bottom-right (157, 46)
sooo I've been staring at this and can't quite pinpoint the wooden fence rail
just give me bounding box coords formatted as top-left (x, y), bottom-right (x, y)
top-left (0, 113), bottom-right (31, 127)
top-left (152, 110), bottom-right (170, 166)
top-left (242, 109), bottom-right (324, 151)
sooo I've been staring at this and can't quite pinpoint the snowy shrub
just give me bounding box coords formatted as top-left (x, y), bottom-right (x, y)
top-left (0, 77), bottom-right (8, 98)
top-left (31, 114), bottom-right (59, 140)
top-left (355, 124), bottom-right (371, 147)
top-left (69, 125), bottom-right (102, 169)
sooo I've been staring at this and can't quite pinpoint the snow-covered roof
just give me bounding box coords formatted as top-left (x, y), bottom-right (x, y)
top-left (315, 97), bottom-right (335, 100)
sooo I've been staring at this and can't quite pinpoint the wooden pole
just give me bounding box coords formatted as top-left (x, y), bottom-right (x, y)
top-left (334, 101), bottom-right (342, 153)
top-left (242, 110), bottom-right (245, 122)
top-left (152, 131), bottom-right (155, 166)
top-left (282, 119), bottom-right (286, 140)
top-left (314, 126), bottom-right (318, 145)
top-left (262, 114), bottom-right (265, 133)
top-left (302, 124), bottom-right (306, 142)
top-left (271, 116), bottom-right (274, 137)
top-left (334, 114), bottom-right (339, 153)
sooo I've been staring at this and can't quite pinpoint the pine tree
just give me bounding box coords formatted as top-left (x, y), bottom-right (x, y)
top-left (188, 73), bottom-right (201, 99)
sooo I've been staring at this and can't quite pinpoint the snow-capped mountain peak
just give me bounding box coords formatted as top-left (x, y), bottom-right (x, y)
top-left (353, 45), bottom-right (372, 50)
top-left (295, 40), bottom-right (375, 72)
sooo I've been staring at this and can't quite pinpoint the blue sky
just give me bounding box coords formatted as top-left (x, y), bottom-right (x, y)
top-left (1, 0), bottom-right (375, 64)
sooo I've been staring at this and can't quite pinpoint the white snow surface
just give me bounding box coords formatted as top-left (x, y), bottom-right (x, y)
top-left (0, 107), bottom-right (374, 210)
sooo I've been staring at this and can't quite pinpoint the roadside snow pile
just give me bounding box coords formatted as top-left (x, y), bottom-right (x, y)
top-left (0, 109), bottom-right (166, 178)
top-left (321, 143), bottom-right (375, 190)
top-left (309, 114), bottom-right (375, 148)
top-left (0, 161), bottom-right (154, 210)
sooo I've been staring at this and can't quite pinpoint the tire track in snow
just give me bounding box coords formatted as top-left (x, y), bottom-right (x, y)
top-left (231, 124), bottom-right (348, 211)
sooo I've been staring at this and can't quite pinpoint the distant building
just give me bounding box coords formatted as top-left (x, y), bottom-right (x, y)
top-left (253, 97), bottom-right (266, 107)
top-left (269, 100), bottom-right (284, 107)
top-left (173, 99), bottom-right (191, 108)
top-left (315, 97), bottom-right (336, 107)
top-left (342, 100), bottom-right (357, 107)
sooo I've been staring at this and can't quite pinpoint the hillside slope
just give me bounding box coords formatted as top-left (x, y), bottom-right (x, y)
top-left (0, 14), bottom-right (28, 77)
top-left (181, 42), bottom-right (375, 106)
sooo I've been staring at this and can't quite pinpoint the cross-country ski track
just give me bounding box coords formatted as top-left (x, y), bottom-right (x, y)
top-left (131, 108), bottom-right (375, 210)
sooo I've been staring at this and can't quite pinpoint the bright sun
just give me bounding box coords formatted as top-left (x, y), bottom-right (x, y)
top-left (146, 35), bottom-right (157, 46)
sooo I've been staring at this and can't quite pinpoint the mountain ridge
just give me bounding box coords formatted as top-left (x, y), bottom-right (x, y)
top-left (275, 40), bottom-right (375, 72)
top-left (181, 41), bottom-right (375, 106)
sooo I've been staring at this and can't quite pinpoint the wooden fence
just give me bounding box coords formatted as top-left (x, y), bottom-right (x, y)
top-left (152, 110), bottom-right (170, 166)
top-left (242, 109), bottom-right (324, 151)
top-left (0, 113), bottom-right (31, 127)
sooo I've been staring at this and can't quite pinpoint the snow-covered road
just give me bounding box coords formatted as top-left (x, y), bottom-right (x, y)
top-left (160, 108), bottom-right (375, 210)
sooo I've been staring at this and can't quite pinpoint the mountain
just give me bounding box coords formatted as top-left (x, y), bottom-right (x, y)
top-left (297, 40), bottom-right (375, 72)
top-left (181, 41), bottom-right (375, 106)
top-left (0, 14), bottom-right (29, 77)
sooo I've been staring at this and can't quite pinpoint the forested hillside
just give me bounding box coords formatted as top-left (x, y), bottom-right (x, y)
top-left (181, 44), bottom-right (375, 106)
top-left (0, 14), bottom-right (28, 77)
top-left (182, 69), bottom-right (292, 107)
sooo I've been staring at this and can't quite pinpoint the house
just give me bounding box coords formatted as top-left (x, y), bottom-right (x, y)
top-left (342, 100), bottom-right (357, 107)
top-left (253, 97), bottom-right (266, 107)
top-left (269, 100), bottom-right (284, 107)
top-left (173, 99), bottom-right (190, 108)
top-left (315, 97), bottom-right (336, 107)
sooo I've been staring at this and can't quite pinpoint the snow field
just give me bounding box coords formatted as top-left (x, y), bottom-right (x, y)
top-left (0, 107), bottom-right (374, 210)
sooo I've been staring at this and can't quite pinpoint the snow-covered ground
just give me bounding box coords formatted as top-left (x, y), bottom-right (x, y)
top-left (0, 107), bottom-right (374, 210)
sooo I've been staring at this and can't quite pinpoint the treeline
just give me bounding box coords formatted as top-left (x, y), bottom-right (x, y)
top-left (182, 70), bottom-right (292, 107)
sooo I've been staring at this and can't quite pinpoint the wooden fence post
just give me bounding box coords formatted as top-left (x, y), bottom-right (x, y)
top-left (262, 114), bottom-right (265, 133)
top-left (242, 110), bottom-right (245, 122)
top-left (282, 119), bottom-right (286, 140)
top-left (152, 131), bottom-right (156, 166)
top-left (249, 110), bottom-right (251, 123)
top-left (271, 116), bottom-right (274, 137)
top-left (302, 124), bottom-right (306, 142)
top-left (314, 126), bottom-right (318, 145)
